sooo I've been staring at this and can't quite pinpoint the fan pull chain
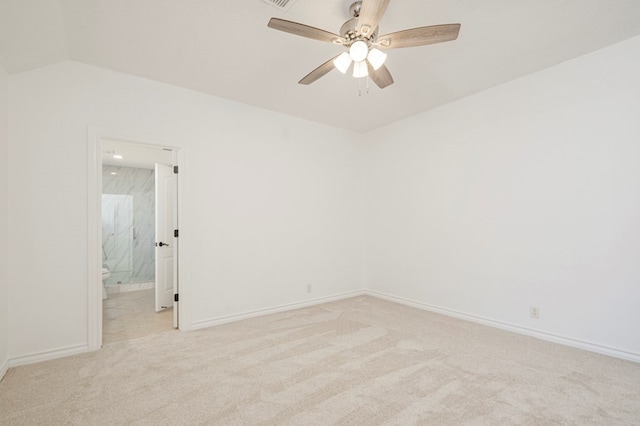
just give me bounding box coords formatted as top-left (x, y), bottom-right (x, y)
top-left (357, 77), bottom-right (371, 97)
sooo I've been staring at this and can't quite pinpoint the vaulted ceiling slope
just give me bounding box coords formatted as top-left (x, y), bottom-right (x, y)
top-left (1, 0), bottom-right (640, 132)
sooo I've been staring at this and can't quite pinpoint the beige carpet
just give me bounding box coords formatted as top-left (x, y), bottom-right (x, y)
top-left (1, 295), bottom-right (639, 425)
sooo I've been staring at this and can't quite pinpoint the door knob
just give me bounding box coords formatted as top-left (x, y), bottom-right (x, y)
top-left (156, 242), bottom-right (169, 247)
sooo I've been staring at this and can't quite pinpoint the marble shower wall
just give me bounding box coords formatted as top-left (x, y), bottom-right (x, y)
top-left (102, 166), bottom-right (155, 285)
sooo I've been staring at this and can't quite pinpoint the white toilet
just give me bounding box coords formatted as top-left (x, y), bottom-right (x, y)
top-left (102, 268), bottom-right (111, 299)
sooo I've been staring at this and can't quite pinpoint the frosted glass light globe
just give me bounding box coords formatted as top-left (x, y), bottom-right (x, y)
top-left (367, 48), bottom-right (387, 70)
top-left (349, 41), bottom-right (369, 62)
top-left (352, 61), bottom-right (369, 78)
top-left (333, 52), bottom-right (352, 74)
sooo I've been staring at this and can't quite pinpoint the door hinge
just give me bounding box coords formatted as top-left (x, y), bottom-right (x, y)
top-left (174, 293), bottom-right (179, 302)
top-left (173, 165), bottom-right (178, 174)
top-left (174, 229), bottom-right (179, 238)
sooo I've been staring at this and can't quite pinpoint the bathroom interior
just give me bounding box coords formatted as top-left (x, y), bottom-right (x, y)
top-left (101, 167), bottom-right (155, 292)
top-left (101, 138), bottom-right (175, 343)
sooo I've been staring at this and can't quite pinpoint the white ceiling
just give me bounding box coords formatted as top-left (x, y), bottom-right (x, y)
top-left (1, 0), bottom-right (640, 132)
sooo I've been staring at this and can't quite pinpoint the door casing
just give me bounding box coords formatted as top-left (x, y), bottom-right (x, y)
top-left (87, 127), bottom-right (183, 350)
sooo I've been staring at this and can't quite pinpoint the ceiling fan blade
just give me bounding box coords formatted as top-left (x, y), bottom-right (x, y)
top-left (299, 55), bottom-right (341, 85)
top-left (367, 63), bottom-right (394, 89)
top-left (357, 0), bottom-right (391, 37)
top-left (377, 24), bottom-right (461, 49)
top-left (268, 18), bottom-right (345, 44)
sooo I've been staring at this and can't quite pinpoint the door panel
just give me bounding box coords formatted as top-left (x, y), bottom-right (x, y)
top-left (155, 164), bottom-right (176, 313)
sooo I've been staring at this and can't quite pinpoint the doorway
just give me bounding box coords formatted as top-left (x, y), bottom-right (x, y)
top-left (88, 129), bottom-right (182, 350)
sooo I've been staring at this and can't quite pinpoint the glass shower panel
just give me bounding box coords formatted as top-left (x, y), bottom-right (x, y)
top-left (102, 194), bottom-right (134, 285)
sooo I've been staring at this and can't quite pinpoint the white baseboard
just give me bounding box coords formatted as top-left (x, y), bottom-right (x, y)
top-left (8, 290), bottom-right (637, 371)
top-left (366, 290), bottom-right (640, 364)
top-left (7, 344), bottom-right (89, 369)
top-left (189, 290), bottom-right (367, 331)
top-left (0, 357), bottom-right (8, 382)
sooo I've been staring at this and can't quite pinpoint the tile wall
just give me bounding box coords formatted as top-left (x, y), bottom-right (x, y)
top-left (102, 165), bottom-right (155, 285)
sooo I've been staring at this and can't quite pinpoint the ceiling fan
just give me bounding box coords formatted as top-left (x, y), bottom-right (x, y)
top-left (267, 0), bottom-right (461, 89)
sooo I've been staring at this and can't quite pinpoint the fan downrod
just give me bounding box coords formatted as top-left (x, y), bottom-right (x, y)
top-left (349, 1), bottom-right (362, 18)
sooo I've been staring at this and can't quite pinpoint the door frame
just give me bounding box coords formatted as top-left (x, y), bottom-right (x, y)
top-left (87, 127), bottom-right (183, 351)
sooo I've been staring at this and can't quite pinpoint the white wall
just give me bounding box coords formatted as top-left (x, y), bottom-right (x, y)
top-left (8, 61), bottom-right (364, 360)
top-left (0, 62), bottom-right (9, 377)
top-left (364, 35), bottom-right (640, 358)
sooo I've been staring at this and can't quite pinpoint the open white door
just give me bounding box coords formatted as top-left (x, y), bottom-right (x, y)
top-left (155, 163), bottom-right (176, 316)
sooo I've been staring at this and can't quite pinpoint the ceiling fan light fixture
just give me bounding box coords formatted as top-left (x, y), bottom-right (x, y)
top-left (267, 1), bottom-right (462, 89)
top-left (353, 61), bottom-right (369, 78)
top-left (349, 40), bottom-right (369, 62)
top-left (367, 48), bottom-right (387, 70)
top-left (333, 52), bottom-right (352, 74)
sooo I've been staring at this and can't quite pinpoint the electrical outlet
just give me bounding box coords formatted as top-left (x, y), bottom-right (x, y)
top-left (306, 284), bottom-right (312, 293)
top-left (530, 306), bottom-right (540, 319)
